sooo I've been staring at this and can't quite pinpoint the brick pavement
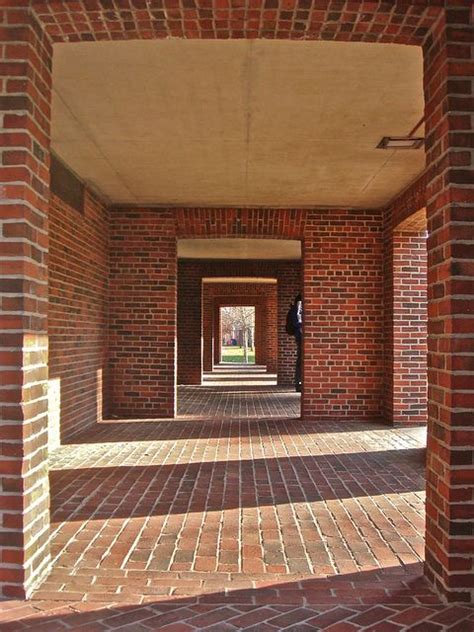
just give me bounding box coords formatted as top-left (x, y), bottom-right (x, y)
top-left (0, 385), bottom-right (472, 629)
top-left (178, 366), bottom-right (297, 420)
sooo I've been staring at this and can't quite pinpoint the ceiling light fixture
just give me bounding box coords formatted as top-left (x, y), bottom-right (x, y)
top-left (377, 136), bottom-right (424, 150)
top-left (378, 115), bottom-right (425, 150)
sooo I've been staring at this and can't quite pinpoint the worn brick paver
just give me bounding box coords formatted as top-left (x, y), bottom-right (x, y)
top-left (0, 386), bottom-right (472, 629)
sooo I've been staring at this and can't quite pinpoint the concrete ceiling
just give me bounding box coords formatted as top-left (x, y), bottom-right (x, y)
top-left (52, 39), bottom-right (425, 209)
top-left (178, 238), bottom-right (301, 260)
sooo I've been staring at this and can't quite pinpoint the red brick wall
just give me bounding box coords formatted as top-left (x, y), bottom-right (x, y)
top-left (48, 191), bottom-right (109, 443)
top-left (178, 259), bottom-right (300, 385)
top-left (0, 5), bottom-right (52, 598)
top-left (108, 209), bottom-right (177, 418)
top-left (423, 5), bottom-right (474, 603)
top-left (176, 208), bottom-right (306, 239)
top-left (213, 305), bottom-right (221, 365)
top-left (33, 1), bottom-right (441, 45)
top-left (392, 232), bottom-right (428, 424)
top-left (177, 262), bottom-right (202, 385)
top-left (202, 283), bottom-right (278, 373)
top-left (202, 287), bottom-right (214, 372)
top-left (383, 177), bottom-right (428, 426)
top-left (278, 263), bottom-right (302, 387)
top-left (303, 209), bottom-right (384, 421)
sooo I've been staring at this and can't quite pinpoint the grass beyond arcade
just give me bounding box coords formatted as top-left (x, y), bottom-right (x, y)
top-left (221, 346), bottom-right (256, 364)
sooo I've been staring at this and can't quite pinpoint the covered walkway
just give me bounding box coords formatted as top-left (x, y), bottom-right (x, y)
top-left (0, 0), bottom-right (472, 616)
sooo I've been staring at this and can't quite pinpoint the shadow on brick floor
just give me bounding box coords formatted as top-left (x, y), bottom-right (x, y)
top-left (64, 419), bottom-right (427, 446)
top-left (50, 449), bottom-right (425, 523)
top-left (2, 564), bottom-right (474, 630)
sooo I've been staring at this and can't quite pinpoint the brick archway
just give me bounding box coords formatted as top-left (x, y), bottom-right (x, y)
top-left (0, 0), bottom-right (472, 603)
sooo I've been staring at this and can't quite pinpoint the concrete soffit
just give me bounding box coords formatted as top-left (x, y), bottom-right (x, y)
top-left (52, 39), bottom-right (425, 209)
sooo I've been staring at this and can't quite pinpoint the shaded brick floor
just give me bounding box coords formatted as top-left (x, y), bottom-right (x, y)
top-left (1, 380), bottom-right (473, 629)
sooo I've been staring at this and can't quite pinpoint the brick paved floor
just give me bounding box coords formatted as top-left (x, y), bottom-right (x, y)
top-left (1, 385), bottom-right (473, 629)
top-left (178, 366), bottom-right (299, 419)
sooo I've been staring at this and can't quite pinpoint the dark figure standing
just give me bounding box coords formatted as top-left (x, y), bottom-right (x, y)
top-left (293, 293), bottom-right (303, 392)
top-left (285, 293), bottom-right (303, 392)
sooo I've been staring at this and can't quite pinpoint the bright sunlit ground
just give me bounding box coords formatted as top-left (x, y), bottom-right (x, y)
top-left (221, 346), bottom-right (256, 364)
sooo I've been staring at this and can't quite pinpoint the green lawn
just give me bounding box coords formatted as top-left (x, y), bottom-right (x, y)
top-left (221, 346), bottom-right (256, 364)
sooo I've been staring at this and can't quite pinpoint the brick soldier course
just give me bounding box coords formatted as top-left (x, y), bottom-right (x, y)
top-left (0, 0), bottom-right (472, 614)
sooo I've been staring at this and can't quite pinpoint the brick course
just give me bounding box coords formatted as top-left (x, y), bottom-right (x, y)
top-left (49, 191), bottom-right (109, 444)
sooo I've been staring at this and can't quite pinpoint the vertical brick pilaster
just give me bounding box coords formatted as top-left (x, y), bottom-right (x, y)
top-left (255, 304), bottom-right (264, 365)
top-left (202, 287), bottom-right (213, 372)
top-left (264, 293), bottom-right (278, 373)
top-left (178, 262), bottom-right (202, 384)
top-left (277, 262), bottom-right (301, 386)
top-left (0, 4), bottom-right (52, 597)
top-left (423, 4), bottom-right (474, 603)
top-left (383, 177), bottom-right (428, 426)
top-left (392, 231), bottom-right (428, 424)
top-left (109, 209), bottom-right (177, 417)
top-left (302, 210), bottom-right (384, 421)
top-left (213, 303), bottom-right (221, 365)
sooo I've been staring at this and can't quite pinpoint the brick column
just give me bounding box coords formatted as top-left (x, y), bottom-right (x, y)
top-left (177, 261), bottom-right (202, 384)
top-left (302, 210), bottom-right (383, 421)
top-left (213, 303), bottom-right (221, 365)
top-left (0, 5), bottom-right (52, 597)
top-left (109, 209), bottom-right (177, 417)
top-left (277, 263), bottom-right (301, 386)
top-left (255, 303), bottom-right (264, 365)
top-left (392, 230), bottom-right (428, 424)
top-left (265, 291), bottom-right (278, 374)
top-left (202, 286), bottom-right (213, 372)
top-left (423, 5), bottom-right (474, 602)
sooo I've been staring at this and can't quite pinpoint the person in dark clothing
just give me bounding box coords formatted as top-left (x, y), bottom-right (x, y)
top-left (292, 293), bottom-right (303, 392)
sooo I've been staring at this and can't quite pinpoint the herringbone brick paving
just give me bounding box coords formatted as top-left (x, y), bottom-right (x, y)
top-left (1, 383), bottom-right (472, 629)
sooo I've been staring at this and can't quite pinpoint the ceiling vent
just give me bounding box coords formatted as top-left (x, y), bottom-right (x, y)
top-left (377, 136), bottom-right (424, 150)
